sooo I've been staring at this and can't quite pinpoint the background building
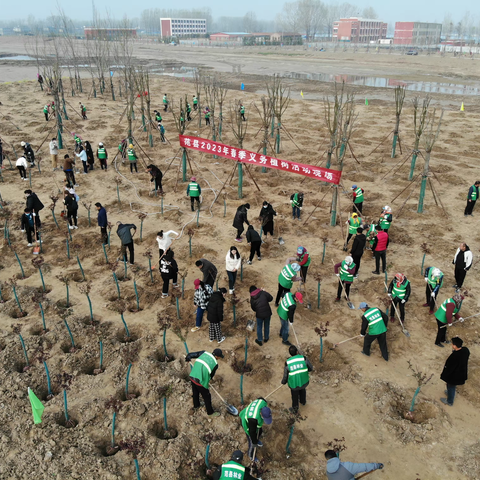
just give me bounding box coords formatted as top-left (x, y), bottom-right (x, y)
top-left (160, 18), bottom-right (207, 38)
top-left (393, 22), bottom-right (442, 45)
top-left (84, 28), bottom-right (137, 40)
top-left (209, 32), bottom-right (249, 42)
top-left (242, 32), bottom-right (302, 45)
top-left (333, 17), bottom-right (387, 43)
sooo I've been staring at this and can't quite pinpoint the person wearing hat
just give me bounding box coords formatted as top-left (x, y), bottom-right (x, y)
top-left (156, 229), bottom-right (179, 259)
top-left (344, 212), bottom-right (362, 251)
top-left (16, 156), bottom-right (28, 180)
top-left (325, 449), bottom-right (383, 480)
top-left (154, 110), bottom-right (162, 123)
top-left (211, 450), bottom-right (259, 480)
top-left (96, 142), bottom-right (108, 171)
top-left (334, 256), bottom-right (356, 302)
top-left (387, 273), bottom-right (411, 323)
top-left (452, 243), bottom-right (473, 289)
top-left (275, 262), bottom-right (302, 306)
top-left (195, 258), bottom-right (218, 288)
top-left (49, 137), bottom-right (59, 171)
top-left (350, 227), bottom-right (366, 278)
top-left (186, 348), bottom-right (224, 418)
top-left (464, 180), bottom-right (480, 216)
top-left (95, 203), bottom-right (108, 245)
top-left (250, 285), bottom-right (273, 346)
top-left (187, 177), bottom-right (201, 211)
top-left (296, 246), bottom-right (311, 283)
top-left (434, 293), bottom-right (464, 347)
top-left (259, 200), bottom-right (276, 239)
top-left (191, 279), bottom-right (213, 332)
top-left (440, 336), bottom-right (470, 406)
top-left (246, 225), bottom-right (262, 264)
top-left (351, 184), bottom-right (364, 214)
top-left (239, 398), bottom-right (272, 460)
top-left (233, 203), bottom-right (250, 242)
top-left (163, 93), bottom-right (169, 112)
top-left (424, 266), bottom-right (444, 314)
top-left (379, 206), bottom-right (393, 232)
top-left (359, 302), bottom-right (389, 361)
top-left (127, 144), bottom-right (138, 173)
top-left (290, 192), bottom-right (304, 220)
top-left (146, 164), bottom-right (163, 193)
top-left (277, 290), bottom-right (303, 346)
top-left (21, 141), bottom-right (35, 167)
top-left (281, 345), bottom-right (313, 413)
top-left (207, 287), bottom-right (227, 343)
top-left (371, 225), bottom-right (389, 275)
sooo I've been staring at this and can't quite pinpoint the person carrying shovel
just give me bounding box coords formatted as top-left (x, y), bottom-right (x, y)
top-left (387, 273), bottom-right (411, 323)
top-left (359, 301), bottom-right (389, 361)
top-left (186, 348), bottom-right (224, 418)
top-left (211, 450), bottom-right (260, 480)
top-left (334, 256), bottom-right (356, 304)
top-left (344, 212), bottom-right (362, 251)
top-left (434, 293), bottom-right (464, 348)
top-left (423, 266), bottom-right (444, 314)
top-left (277, 291), bottom-right (303, 346)
top-left (239, 398), bottom-right (272, 461)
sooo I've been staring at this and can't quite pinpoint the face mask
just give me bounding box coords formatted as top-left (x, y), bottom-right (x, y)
top-left (263, 206), bottom-right (267, 208)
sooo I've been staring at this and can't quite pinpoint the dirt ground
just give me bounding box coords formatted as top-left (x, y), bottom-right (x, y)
top-left (1, 40), bottom-right (480, 479)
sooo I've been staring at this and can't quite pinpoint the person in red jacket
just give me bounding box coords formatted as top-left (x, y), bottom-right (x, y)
top-left (372, 226), bottom-right (389, 275)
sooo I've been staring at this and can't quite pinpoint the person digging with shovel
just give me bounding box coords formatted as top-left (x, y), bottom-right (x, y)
top-left (275, 262), bottom-right (302, 306)
top-left (434, 293), bottom-right (464, 348)
top-left (325, 449), bottom-right (383, 480)
top-left (344, 213), bottom-right (362, 251)
top-left (359, 302), bottom-right (389, 361)
top-left (387, 273), bottom-right (411, 324)
top-left (239, 398), bottom-right (273, 461)
top-left (277, 291), bottom-right (303, 346)
top-left (424, 266), bottom-right (444, 314)
top-left (334, 256), bottom-right (356, 304)
top-left (281, 345), bottom-right (313, 413)
top-left (186, 348), bottom-right (224, 418)
top-left (211, 450), bottom-right (260, 480)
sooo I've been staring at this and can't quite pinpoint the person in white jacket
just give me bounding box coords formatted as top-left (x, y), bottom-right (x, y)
top-left (75, 146), bottom-right (88, 174)
top-left (49, 137), bottom-right (59, 171)
top-left (226, 246), bottom-right (241, 294)
top-left (156, 230), bottom-right (179, 259)
top-left (16, 156), bottom-right (28, 180)
top-left (453, 243), bottom-right (473, 289)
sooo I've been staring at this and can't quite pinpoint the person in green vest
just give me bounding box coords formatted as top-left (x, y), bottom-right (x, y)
top-left (239, 397), bottom-right (272, 460)
top-left (434, 293), bottom-right (464, 347)
top-left (186, 102), bottom-right (192, 121)
top-left (464, 180), bottom-right (480, 216)
top-left (73, 133), bottom-right (82, 153)
top-left (118, 139), bottom-right (127, 160)
top-left (154, 110), bottom-right (162, 123)
top-left (193, 95), bottom-right (198, 110)
top-left (379, 206), bottom-right (392, 232)
top-left (334, 256), bottom-right (356, 302)
top-left (275, 262), bottom-right (302, 306)
top-left (351, 184), bottom-right (364, 214)
top-left (359, 302), bottom-right (389, 361)
top-left (366, 223), bottom-right (377, 252)
top-left (96, 142), bottom-right (108, 171)
top-left (277, 291), bottom-right (303, 346)
top-left (239, 103), bottom-right (246, 121)
top-left (163, 93), bottom-right (168, 112)
top-left (281, 345), bottom-right (313, 413)
top-left (185, 348), bottom-right (224, 418)
top-left (180, 110), bottom-right (185, 128)
top-left (211, 450), bottom-right (259, 480)
top-left (344, 212), bottom-right (362, 250)
top-left (423, 266), bottom-right (444, 314)
top-left (296, 246), bottom-right (311, 282)
top-left (79, 102), bottom-right (87, 120)
top-left (51, 101), bottom-right (55, 114)
top-left (43, 104), bottom-right (50, 121)
top-left (159, 123), bottom-right (166, 143)
top-left (187, 176), bottom-right (201, 211)
top-left (387, 273), bottom-right (411, 323)
top-left (127, 144), bottom-right (138, 173)
top-left (204, 107), bottom-right (211, 126)
top-left (290, 192), bottom-right (304, 220)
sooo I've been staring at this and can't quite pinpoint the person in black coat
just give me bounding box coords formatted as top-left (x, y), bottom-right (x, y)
top-left (64, 192), bottom-right (78, 229)
top-left (206, 288), bottom-right (227, 343)
top-left (259, 201), bottom-right (276, 238)
top-left (85, 141), bottom-right (95, 170)
top-left (246, 225), bottom-right (261, 264)
top-left (250, 285), bottom-right (273, 346)
top-left (160, 249), bottom-right (179, 297)
top-left (195, 258), bottom-right (217, 288)
top-left (440, 336), bottom-right (469, 407)
top-left (233, 203), bottom-right (250, 241)
top-left (350, 227), bottom-right (366, 276)
top-left (146, 164), bottom-right (163, 193)
top-left (20, 208), bottom-right (39, 245)
top-left (24, 190), bottom-right (44, 226)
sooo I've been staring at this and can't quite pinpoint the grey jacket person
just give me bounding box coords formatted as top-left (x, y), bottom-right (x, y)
top-left (116, 223), bottom-right (137, 245)
top-left (326, 457), bottom-right (381, 480)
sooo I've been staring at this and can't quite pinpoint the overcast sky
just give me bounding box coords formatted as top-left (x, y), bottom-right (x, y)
top-left (2, 0), bottom-right (477, 25)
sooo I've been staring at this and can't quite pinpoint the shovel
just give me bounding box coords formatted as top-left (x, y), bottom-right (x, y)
top-left (331, 260), bottom-right (355, 309)
top-left (277, 218), bottom-right (285, 245)
top-left (384, 282), bottom-right (410, 337)
top-left (440, 312), bottom-right (480, 329)
top-left (210, 384), bottom-right (239, 416)
top-left (330, 334), bottom-right (363, 349)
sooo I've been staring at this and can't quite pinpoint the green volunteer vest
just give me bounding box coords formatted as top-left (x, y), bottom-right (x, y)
top-left (286, 354), bottom-right (309, 389)
top-left (189, 352), bottom-right (217, 389)
top-left (278, 264), bottom-right (296, 289)
top-left (43, 106), bottom-right (48, 114)
top-left (435, 298), bottom-right (460, 324)
top-left (219, 461), bottom-right (245, 480)
top-left (155, 114), bottom-right (162, 122)
top-left (367, 224), bottom-right (377, 246)
top-left (98, 147), bottom-right (107, 159)
top-left (470, 185), bottom-right (478, 201)
top-left (348, 217), bottom-right (362, 234)
top-left (74, 136), bottom-right (81, 145)
top-left (298, 252), bottom-right (311, 267)
top-left (292, 193), bottom-right (301, 207)
top-left (188, 182), bottom-right (200, 197)
top-left (51, 104), bottom-right (55, 112)
top-left (240, 106), bottom-right (245, 114)
top-left (392, 279), bottom-right (409, 300)
top-left (187, 104), bottom-right (192, 113)
top-left (354, 187), bottom-right (364, 203)
top-left (127, 148), bottom-right (136, 162)
top-left (339, 260), bottom-right (355, 283)
top-left (240, 399), bottom-right (267, 435)
top-left (277, 292), bottom-right (295, 320)
top-left (379, 213), bottom-right (392, 230)
top-left (364, 307), bottom-right (387, 335)
top-left (118, 143), bottom-right (124, 152)
top-left (205, 112), bottom-right (210, 119)
top-left (163, 96), bottom-right (168, 104)
top-left (193, 97), bottom-right (198, 105)
top-left (427, 268), bottom-right (443, 289)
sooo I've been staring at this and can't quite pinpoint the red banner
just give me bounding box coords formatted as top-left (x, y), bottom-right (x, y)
top-left (179, 135), bottom-right (342, 184)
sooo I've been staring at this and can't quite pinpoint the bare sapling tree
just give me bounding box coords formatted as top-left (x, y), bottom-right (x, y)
top-left (391, 86), bottom-right (406, 158)
top-left (267, 74), bottom-right (291, 154)
top-left (408, 95), bottom-right (431, 180)
top-left (324, 82), bottom-right (345, 169)
top-left (203, 76), bottom-right (218, 143)
top-left (171, 96), bottom-right (190, 182)
top-left (215, 76), bottom-right (228, 141)
top-left (418, 107), bottom-right (444, 213)
top-left (193, 69), bottom-right (204, 129)
top-left (254, 96), bottom-right (274, 173)
top-left (229, 100), bottom-right (249, 199)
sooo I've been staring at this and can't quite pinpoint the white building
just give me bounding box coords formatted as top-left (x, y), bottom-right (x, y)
top-left (160, 18), bottom-right (207, 38)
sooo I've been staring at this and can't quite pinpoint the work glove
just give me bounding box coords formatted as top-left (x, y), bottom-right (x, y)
top-left (360, 334), bottom-right (365, 337)
top-left (387, 293), bottom-right (392, 297)
top-left (424, 277), bottom-right (428, 283)
top-left (401, 299), bottom-right (406, 304)
top-left (21, 230), bottom-right (25, 233)
top-left (289, 321), bottom-right (293, 325)
top-left (377, 464), bottom-right (384, 470)
top-left (336, 273), bottom-right (340, 277)
top-left (431, 292), bottom-right (435, 298)
top-left (447, 323), bottom-right (452, 327)
top-left (299, 207), bottom-right (302, 210)
top-left (459, 317), bottom-right (465, 322)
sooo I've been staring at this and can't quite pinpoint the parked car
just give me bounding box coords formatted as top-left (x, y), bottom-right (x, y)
top-left (406, 50), bottom-right (418, 55)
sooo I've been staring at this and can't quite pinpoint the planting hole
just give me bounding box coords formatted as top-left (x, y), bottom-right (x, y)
top-left (150, 421), bottom-right (178, 440)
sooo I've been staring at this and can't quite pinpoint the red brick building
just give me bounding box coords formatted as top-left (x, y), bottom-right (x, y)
top-left (332, 17), bottom-right (387, 43)
top-left (393, 22), bottom-right (442, 45)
